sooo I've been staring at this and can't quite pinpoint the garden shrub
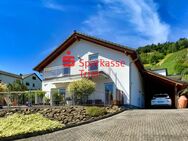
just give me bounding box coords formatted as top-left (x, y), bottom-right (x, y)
top-left (86, 106), bottom-right (107, 117)
top-left (68, 78), bottom-right (95, 97)
top-left (0, 83), bottom-right (7, 92)
top-left (68, 78), bottom-right (95, 103)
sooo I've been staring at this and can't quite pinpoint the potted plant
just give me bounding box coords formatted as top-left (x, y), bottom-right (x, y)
top-left (178, 88), bottom-right (188, 108)
top-left (53, 92), bottom-right (61, 105)
top-left (44, 96), bottom-right (50, 105)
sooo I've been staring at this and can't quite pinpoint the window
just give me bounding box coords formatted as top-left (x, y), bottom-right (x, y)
top-left (63, 67), bottom-right (70, 75)
top-left (59, 88), bottom-right (66, 95)
top-left (105, 82), bottom-right (114, 105)
top-left (89, 53), bottom-right (98, 60)
top-left (32, 76), bottom-right (36, 80)
top-left (26, 82), bottom-right (30, 86)
top-left (89, 53), bottom-right (98, 71)
top-left (33, 83), bottom-right (35, 87)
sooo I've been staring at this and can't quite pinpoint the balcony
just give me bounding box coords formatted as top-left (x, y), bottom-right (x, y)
top-left (43, 65), bottom-right (67, 79)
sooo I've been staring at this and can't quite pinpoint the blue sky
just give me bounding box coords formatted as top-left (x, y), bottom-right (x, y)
top-left (0, 0), bottom-right (188, 74)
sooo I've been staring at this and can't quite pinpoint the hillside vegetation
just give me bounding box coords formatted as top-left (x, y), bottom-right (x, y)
top-left (137, 38), bottom-right (188, 81)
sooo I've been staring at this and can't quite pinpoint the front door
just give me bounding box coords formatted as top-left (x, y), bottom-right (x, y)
top-left (105, 83), bottom-right (114, 105)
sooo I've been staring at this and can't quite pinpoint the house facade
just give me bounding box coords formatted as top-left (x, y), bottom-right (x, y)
top-left (0, 70), bottom-right (22, 84)
top-left (22, 73), bottom-right (42, 90)
top-left (34, 32), bottom-right (188, 108)
top-left (34, 32), bottom-right (145, 107)
top-left (0, 70), bottom-right (42, 90)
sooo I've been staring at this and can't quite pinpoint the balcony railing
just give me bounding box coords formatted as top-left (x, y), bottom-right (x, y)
top-left (43, 60), bottom-right (99, 79)
top-left (43, 65), bottom-right (64, 79)
top-left (43, 62), bottom-right (118, 81)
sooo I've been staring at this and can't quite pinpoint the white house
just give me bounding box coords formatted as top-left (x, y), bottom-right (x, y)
top-left (21, 73), bottom-right (42, 90)
top-left (151, 68), bottom-right (167, 76)
top-left (0, 70), bottom-right (42, 90)
top-left (34, 32), bottom-right (188, 108)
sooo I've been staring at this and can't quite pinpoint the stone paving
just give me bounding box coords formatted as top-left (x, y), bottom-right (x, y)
top-left (17, 109), bottom-right (188, 141)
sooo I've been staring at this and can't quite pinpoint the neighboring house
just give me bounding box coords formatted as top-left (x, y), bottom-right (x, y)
top-left (0, 70), bottom-right (42, 90)
top-left (22, 73), bottom-right (42, 90)
top-left (151, 68), bottom-right (168, 76)
top-left (168, 75), bottom-right (182, 81)
top-left (0, 70), bottom-right (22, 84)
top-left (34, 31), bottom-right (188, 108)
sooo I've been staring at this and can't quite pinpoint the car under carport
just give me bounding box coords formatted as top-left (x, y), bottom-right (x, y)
top-left (143, 70), bottom-right (188, 108)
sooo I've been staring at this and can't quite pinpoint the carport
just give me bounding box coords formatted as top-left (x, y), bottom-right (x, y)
top-left (143, 70), bottom-right (188, 108)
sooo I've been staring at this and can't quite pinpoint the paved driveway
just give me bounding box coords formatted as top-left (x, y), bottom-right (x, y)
top-left (17, 109), bottom-right (188, 141)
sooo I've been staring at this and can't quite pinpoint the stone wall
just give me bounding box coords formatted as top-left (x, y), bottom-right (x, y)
top-left (0, 106), bottom-right (121, 125)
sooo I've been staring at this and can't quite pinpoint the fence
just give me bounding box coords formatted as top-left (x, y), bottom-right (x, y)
top-left (0, 91), bottom-right (45, 107)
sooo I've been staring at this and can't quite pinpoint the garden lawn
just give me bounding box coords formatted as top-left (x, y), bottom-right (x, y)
top-left (0, 113), bottom-right (63, 138)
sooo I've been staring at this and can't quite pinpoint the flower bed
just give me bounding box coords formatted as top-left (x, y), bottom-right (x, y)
top-left (0, 106), bottom-right (123, 140)
top-left (0, 106), bottom-right (121, 125)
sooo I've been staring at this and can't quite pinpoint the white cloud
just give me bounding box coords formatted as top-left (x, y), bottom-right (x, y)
top-left (81, 0), bottom-right (170, 47)
top-left (42, 0), bottom-right (64, 11)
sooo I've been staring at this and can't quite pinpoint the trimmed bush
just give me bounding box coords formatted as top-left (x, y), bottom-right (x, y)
top-left (68, 78), bottom-right (95, 98)
top-left (86, 106), bottom-right (107, 117)
top-left (68, 78), bottom-right (95, 103)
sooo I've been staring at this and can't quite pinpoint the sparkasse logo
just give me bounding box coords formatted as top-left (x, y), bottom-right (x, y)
top-left (62, 50), bottom-right (126, 77)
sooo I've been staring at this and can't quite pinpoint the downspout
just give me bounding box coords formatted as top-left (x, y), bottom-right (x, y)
top-left (125, 51), bottom-right (138, 106)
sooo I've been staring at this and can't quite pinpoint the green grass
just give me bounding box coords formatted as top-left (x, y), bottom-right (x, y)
top-left (151, 49), bottom-right (188, 75)
top-left (86, 106), bottom-right (107, 117)
top-left (140, 48), bottom-right (188, 81)
top-left (153, 53), bottom-right (175, 74)
top-left (144, 64), bottom-right (152, 69)
top-left (0, 113), bottom-right (63, 137)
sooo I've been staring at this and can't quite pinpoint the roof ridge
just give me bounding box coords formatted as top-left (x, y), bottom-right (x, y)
top-left (0, 70), bottom-right (21, 78)
top-left (22, 73), bottom-right (34, 76)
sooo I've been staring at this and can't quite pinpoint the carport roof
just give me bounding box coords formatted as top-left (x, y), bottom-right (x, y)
top-left (144, 70), bottom-right (188, 88)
